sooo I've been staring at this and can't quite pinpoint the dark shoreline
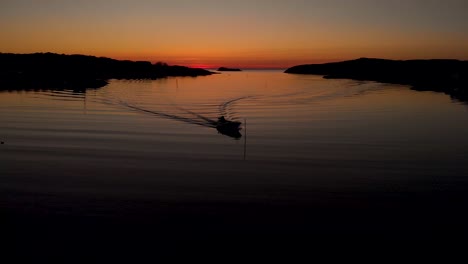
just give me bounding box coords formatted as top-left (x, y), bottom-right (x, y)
top-left (217, 67), bottom-right (242, 71)
top-left (0, 53), bottom-right (214, 91)
top-left (285, 58), bottom-right (468, 102)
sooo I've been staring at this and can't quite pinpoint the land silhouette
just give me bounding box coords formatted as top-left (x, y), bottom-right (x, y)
top-left (2, 53), bottom-right (468, 102)
top-left (0, 53), bottom-right (213, 91)
top-left (217, 67), bottom-right (242, 71)
top-left (286, 58), bottom-right (468, 102)
top-left (2, 54), bottom-right (464, 162)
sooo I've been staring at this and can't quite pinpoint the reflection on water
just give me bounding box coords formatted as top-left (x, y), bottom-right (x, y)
top-left (2, 70), bottom-right (468, 259)
top-left (1, 70), bottom-right (468, 165)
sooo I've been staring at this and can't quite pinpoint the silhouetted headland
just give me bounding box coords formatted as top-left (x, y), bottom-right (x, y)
top-left (0, 53), bottom-right (214, 91)
top-left (285, 58), bottom-right (468, 102)
top-left (218, 67), bottom-right (242, 71)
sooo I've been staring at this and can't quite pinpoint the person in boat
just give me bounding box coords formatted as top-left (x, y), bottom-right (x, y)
top-left (216, 116), bottom-right (242, 139)
top-left (218, 116), bottom-right (227, 124)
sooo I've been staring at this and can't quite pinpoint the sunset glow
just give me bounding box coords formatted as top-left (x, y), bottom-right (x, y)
top-left (3, 1), bottom-right (468, 259)
top-left (1, 0), bottom-right (467, 68)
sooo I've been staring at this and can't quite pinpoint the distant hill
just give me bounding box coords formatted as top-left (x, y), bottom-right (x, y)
top-left (217, 67), bottom-right (241, 71)
top-left (285, 58), bottom-right (468, 102)
top-left (0, 53), bottom-right (214, 90)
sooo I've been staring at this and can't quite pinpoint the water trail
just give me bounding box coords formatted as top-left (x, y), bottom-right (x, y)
top-left (122, 101), bottom-right (244, 139)
top-left (96, 79), bottom-right (383, 140)
top-left (218, 96), bottom-right (256, 120)
top-left (256, 81), bottom-right (386, 106)
top-left (116, 95), bottom-right (253, 139)
top-left (120, 101), bottom-right (217, 128)
top-left (33, 89), bottom-right (86, 102)
top-left (173, 106), bottom-right (217, 125)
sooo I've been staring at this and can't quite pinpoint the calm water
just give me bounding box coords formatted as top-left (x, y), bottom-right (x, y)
top-left (2, 70), bottom-right (468, 260)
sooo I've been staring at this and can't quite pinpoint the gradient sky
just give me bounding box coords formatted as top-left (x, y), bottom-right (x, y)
top-left (1, 0), bottom-right (467, 68)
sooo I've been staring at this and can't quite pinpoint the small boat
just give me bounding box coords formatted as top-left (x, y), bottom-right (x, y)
top-left (216, 116), bottom-right (242, 139)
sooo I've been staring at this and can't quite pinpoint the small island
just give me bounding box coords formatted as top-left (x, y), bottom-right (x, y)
top-left (0, 52), bottom-right (214, 91)
top-left (285, 58), bottom-right (468, 102)
top-left (217, 67), bottom-right (242, 71)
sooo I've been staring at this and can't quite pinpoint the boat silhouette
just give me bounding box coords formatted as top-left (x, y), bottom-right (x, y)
top-left (215, 116), bottom-right (242, 139)
top-left (120, 102), bottom-right (243, 139)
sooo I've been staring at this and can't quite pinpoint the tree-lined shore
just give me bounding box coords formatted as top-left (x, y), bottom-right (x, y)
top-left (285, 58), bottom-right (468, 102)
top-left (0, 53), bottom-right (214, 90)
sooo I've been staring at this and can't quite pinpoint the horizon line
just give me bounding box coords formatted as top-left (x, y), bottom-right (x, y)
top-left (3, 51), bottom-right (467, 70)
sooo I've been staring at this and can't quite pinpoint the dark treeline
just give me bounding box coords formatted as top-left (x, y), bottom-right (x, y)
top-left (285, 58), bottom-right (468, 102)
top-left (0, 53), bottom-right (214, 90)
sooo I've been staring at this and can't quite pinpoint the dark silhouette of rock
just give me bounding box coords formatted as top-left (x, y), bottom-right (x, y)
top-left (285, 58), bottom-right (468, 102)
top-left (217, 67), bottom-right (242, 71)
top-left (0, 52), bottom-right (214, 91)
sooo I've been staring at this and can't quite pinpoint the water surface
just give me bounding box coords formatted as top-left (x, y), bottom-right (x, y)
top-left (2, 70), bottom-right (468, 260)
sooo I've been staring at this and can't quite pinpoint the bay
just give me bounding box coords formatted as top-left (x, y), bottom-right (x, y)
top-left (2, 70), bottom-right (468, 260)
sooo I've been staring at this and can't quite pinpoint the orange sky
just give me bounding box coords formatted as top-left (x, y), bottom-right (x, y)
top-left (1, 0), bottom-right (467, 68)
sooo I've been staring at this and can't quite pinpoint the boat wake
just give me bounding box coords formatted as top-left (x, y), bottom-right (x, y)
top-left (94, 78), bottom-right (384, 140)
top-left (218, 96), bottom-right (254, 120)
top-left (116, 96), bottom-right (249, 139)
top-left (120, 101), bottom-right (218, 128)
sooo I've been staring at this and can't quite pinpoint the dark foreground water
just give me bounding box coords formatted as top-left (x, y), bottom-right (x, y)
top-left (1, 70), bottom-right (468, 261)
